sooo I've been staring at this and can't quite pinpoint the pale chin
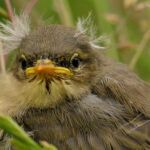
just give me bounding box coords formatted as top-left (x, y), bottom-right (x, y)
top-left (23, 79), bottom-right (90, 108)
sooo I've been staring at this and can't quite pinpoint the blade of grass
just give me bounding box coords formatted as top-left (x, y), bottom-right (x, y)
top-left (0, 115), bottom-right (57, 150)
top-left (0, 7), bottom-right (9, 18)
top-left (0, 115), bottom-right (41, 150)
top-left (2, 0), bottom-right (15, 72)
top-left (24, 0), bottom-right (38, 15)
top-left (92, 0), bottom-right (120, 61)
top-left (53, 0), bottom-right (74, 27)
top-left (11, 139), bottom-right (39, 150)
top-left (93, 0), bottom-right (112, 32)
top-left (129, 29), bottom-right (150, 70)
top-left (40, 141), bottom-right (58, 150)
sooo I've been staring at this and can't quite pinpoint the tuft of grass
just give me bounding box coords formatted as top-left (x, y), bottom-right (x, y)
top-left (0, 115), bottom-right (57, 150)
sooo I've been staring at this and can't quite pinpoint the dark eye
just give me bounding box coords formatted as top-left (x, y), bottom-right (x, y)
top-left (21, 59), bottom-right (27, 70)
top-left (71, 57), bottom-right (80, 68)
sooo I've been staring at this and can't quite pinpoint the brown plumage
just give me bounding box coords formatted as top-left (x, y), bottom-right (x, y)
top-left (0, 24), bottom-right (150, 150)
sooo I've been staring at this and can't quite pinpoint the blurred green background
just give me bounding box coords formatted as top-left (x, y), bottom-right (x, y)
top-left (0, 0), bottom-right (150, 81)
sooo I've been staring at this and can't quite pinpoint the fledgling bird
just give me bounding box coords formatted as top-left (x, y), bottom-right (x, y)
top-left (0, 15), bottom-right (150, 150)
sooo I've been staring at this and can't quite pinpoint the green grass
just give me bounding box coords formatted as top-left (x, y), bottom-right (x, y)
top-left (0, 115), bottom-right (57, 150)
top-left (0, 0), bottom-right (150, 149)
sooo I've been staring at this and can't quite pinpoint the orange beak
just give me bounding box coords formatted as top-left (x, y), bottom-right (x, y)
top-left (25, 59), bottom-right (71, 78)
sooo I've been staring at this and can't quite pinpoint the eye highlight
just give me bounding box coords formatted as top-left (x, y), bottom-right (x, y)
top-left (71, 57), bottom-right (80, 68)
top-left (20, 55), bottom-right (27, 70)
top-left (71, 53), bottom-right (80, 68)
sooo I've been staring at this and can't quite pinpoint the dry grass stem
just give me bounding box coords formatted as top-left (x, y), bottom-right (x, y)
top-left (129, 29), bottom-right (150, 70)
top-left (53, 0), bottom-right (73, 27)
top-left (4, 0), bottom-right (14, 22)
top-left (24, 0), bottom-right (38, 15)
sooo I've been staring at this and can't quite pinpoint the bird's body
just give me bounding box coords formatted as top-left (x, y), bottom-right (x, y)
top-left (20, 96), bottom-right (150, 150)
top-left (0, 23), bottom-right (150, 150)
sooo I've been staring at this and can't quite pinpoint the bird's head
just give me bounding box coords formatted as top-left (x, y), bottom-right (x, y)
top-left (10, 25), bottom-right (102, 108)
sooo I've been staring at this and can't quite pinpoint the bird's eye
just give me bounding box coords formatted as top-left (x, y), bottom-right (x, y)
top-left (21, 59), bottom-right (27, 70)
top-left (71, 57), bottom-right (80, 68)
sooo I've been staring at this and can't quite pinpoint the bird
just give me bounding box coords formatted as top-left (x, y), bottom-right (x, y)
top-left (0, 15), bottom-right (150, 150)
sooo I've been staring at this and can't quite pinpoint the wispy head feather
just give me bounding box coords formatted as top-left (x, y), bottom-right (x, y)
top-left (0, 14), bottom-right (30, 54)
top-left (76, 13), bottom-right (106, 50)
